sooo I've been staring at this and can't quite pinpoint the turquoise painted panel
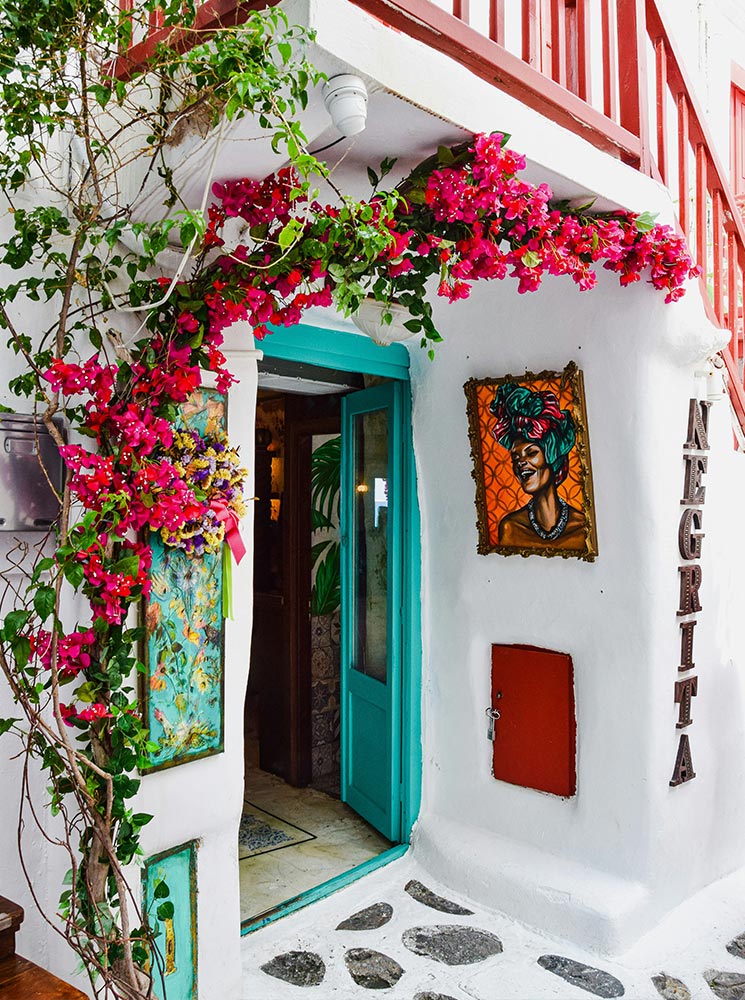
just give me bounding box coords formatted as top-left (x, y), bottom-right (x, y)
top-left (141, 388), bottom-right (226, 772)
top-left (341, 383), bottom-right (403, 843)
top-left (143, 841), bottom-right (197, 1000)
top-left (142, 540), bottom-right (224, 771)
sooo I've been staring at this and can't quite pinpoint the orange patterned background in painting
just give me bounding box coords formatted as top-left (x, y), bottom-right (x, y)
top-left (471, 375), bottom-right (585, 549)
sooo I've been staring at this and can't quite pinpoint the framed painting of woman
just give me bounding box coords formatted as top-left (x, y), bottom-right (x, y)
top-left (464, 362), bottom-right (598, 561)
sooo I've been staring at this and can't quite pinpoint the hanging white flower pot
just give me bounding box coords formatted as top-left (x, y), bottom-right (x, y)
top-left (351, 298), bottom-right (417, 346)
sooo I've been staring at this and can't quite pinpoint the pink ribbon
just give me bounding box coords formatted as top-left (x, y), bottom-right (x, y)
top-left (210, 500), bottom-right (246, 564)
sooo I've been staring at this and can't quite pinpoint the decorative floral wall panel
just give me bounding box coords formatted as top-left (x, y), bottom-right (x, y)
top-left (142, 840), bottom-right (198, 1000)
top-left (140, 388), bottom-right (227, 772)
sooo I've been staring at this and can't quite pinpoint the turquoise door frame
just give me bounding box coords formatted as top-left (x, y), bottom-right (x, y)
top-left (242, 323), bottom-right (421, 933)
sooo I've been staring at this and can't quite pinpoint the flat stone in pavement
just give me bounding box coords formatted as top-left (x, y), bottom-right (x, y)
top-left (705, 970), bottom-right (745, 1000)
top-left (402, 925), bottom-right (502, 966)
top-left (260, 950), bottom-right (326, 987)
top-left (651, 973), bottom-right (692, 999)
top-left (344, 947), bottom-right (404, 989)
top-left (537, 955), bottom-right (625, 997)
top-left (728, 935), bottom-right (745, 961)
top-left (405, 879), bottom-right (474, 915)
top-left (336, 902), bottom-right (393, 931)
top-left (413, 993), bottom-right (459, 1000)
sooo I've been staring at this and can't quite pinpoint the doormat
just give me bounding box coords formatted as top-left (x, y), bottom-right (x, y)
top-left (238, 802), bottom-right (316, 859)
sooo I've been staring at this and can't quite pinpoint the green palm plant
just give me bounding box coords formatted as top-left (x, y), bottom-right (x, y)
top-left (310, 436), bottom-right (341, 616)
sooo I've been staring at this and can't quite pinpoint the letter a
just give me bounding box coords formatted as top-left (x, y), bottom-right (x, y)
top-left (670, 734), bottom-right (696, 786)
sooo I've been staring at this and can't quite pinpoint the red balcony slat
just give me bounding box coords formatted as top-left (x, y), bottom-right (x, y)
top-left (727, 231), bottom-right (739, 362)
top-left (654, 38), bottom-right (668, 183)
top-left (551, 0), bottom-right (567, 88)
top-left (616, 0), bottom-right (650, 171)
top-left (489, 0), bottom-right (506, 45)
top-left (575, 0), bottom-right (591, 102)
top-left (601, 0), bottom-right (619, 120)
top-left (453, 0), bottom-right (469, 21)
top-left (695, 144), bottom-right (707, 274)
top-left (523, 0), bottom-right (541, 67)
top-left (677, 94), bottom-right (690, 241)
top-left (713, 189), bottom-right (724, 319)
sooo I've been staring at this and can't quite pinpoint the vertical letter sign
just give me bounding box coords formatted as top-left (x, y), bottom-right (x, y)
top-left (670, 398), bottom-right (711, 787)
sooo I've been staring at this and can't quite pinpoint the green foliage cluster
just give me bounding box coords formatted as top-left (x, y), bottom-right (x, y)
top-left (0, 3), bottom-right (337, 997)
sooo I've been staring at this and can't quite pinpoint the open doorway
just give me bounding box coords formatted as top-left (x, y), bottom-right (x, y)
top-left (240, 357), bottom-right (396, 926)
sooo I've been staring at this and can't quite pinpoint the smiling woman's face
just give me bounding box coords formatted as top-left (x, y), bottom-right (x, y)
top-left (510, 437), bottom-right (553, 495)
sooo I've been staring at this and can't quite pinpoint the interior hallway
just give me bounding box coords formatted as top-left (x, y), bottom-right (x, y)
top-left (240, 734), bottom-right (391, 925)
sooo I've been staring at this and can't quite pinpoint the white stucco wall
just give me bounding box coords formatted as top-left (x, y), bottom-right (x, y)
top-left (4, 0), bottom-right (745, 989)
top-left (405, 259), bottom-right (744, 954)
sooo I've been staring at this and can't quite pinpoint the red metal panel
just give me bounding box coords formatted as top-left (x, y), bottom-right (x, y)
top-left (491, 644), bottom-right (576, 798)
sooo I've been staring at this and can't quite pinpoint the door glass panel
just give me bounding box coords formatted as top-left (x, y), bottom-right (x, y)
top-left (353, 408), bottom-right (388, 683)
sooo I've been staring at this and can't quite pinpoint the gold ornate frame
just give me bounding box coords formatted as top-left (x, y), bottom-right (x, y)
top-left (463, 362), bottom-right (598, 561)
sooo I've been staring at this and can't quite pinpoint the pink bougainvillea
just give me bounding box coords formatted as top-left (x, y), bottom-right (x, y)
top-left (37, 131), bottom-right (698, 730)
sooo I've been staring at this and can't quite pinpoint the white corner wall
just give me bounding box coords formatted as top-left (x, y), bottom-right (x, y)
top-left (406, 263), bottom-right (745, 955)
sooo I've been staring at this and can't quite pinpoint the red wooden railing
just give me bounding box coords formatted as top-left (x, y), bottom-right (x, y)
top-left (117, 0), bottom-right (745, 428)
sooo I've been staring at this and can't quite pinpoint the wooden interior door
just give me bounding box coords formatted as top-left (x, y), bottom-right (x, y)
top-left (251, 393), bottom-right (340, 786)
top-left (490, 643), bottom-right (576, 797)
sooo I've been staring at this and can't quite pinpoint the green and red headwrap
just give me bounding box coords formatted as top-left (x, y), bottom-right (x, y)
top-left (489, 382), bottom-right (576, 485)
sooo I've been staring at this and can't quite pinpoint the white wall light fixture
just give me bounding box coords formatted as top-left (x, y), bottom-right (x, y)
top-left (322, 74), bottom-right (368, 136)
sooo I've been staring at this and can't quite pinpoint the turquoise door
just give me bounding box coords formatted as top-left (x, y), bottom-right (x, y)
top-left (341, 382), bottom-right (403, 843)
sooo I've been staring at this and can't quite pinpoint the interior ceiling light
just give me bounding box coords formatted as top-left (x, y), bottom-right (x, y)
top-left (322, 74), bottom-right (368, 137)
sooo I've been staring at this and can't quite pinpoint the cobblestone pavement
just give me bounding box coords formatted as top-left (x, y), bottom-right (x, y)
top-left (241, 857), bottom-right (745, 999)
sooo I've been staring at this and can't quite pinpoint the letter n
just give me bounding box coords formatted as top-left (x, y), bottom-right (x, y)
top-left (683, 398), bottom-right (711, 451)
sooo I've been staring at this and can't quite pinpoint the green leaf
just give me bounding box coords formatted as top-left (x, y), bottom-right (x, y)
top-left (634, 210), bottom-right (658, 233)
top-left (311, 544), bottom-right (341, 616)
top-left (310, 436), bottom-right (341, 530)
top-left (112, 555), bottom-right (141, 577)
top-left (437, 144), bottom-right (455, 166)
top-left (33, 585), bottom-right (56, 622)
top-left (0, 718), bottom-right (19, 737)
top-left (153, 879), bottom-right (170, 900)
top-left (156, 901), bottom-right (175, 921)
top-left (277, 218), bottom-right (304, 250)
top-left (75, 682), bottom-right (98, 704)
top-left (367, 167), bottom-right (379, 188)
top-left (2, 609), bottom-right (30, 639)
